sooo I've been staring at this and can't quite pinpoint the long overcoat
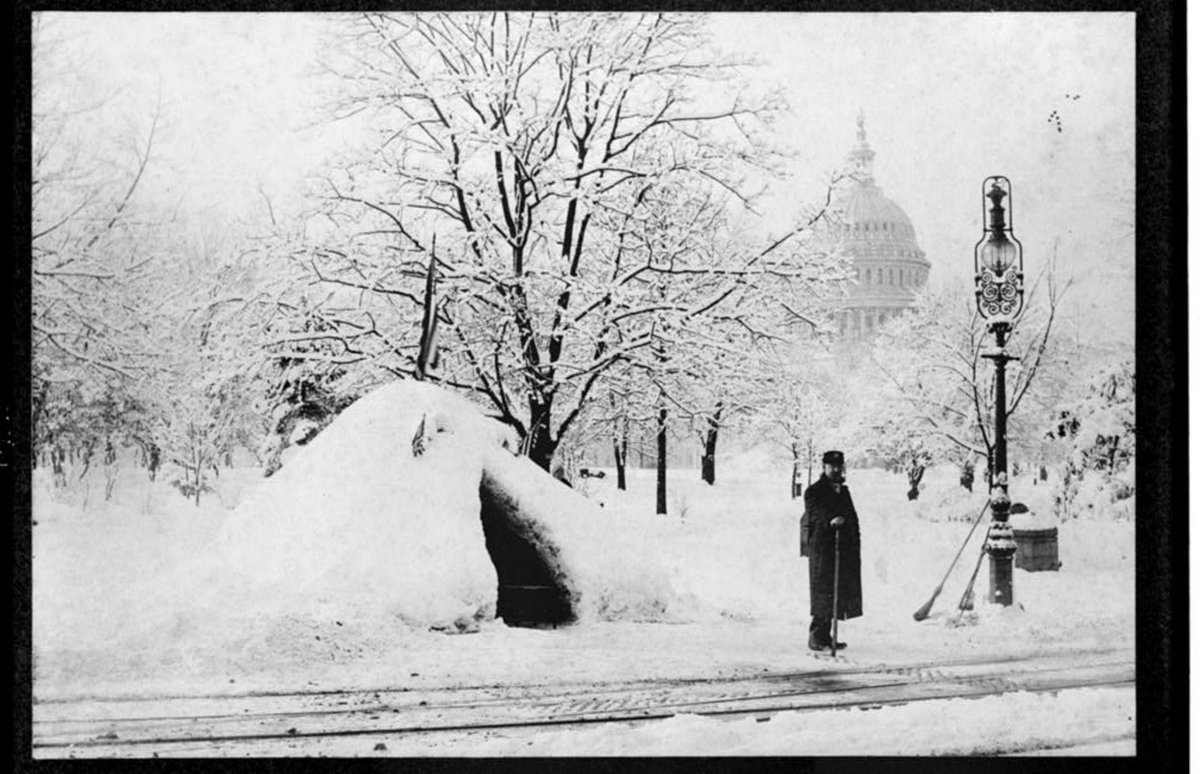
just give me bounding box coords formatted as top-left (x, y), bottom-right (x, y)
top-left (804, 474), bottom-right (863, 620)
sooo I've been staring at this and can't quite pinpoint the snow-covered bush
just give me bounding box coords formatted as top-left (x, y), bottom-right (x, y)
top-left (911, 467), bottom-right (981, 522)
top-left (1050, 359), bottom-right (1134, 474)
top-left (1052, 463), bottom-right (1135, 522)
top-left (1048, 359), bottom-right (1134, 521)
top-left (256, 295), bottom-right (367, 477)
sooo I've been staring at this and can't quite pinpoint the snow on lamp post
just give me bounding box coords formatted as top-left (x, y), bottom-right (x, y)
top-left (974, 176), bottom-right (1023, 607)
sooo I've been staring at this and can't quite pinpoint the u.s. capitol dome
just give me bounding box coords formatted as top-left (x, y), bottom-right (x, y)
top-left (825, 113), bottom-right (932, 338)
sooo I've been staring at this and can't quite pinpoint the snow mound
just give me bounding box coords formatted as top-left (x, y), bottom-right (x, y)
top-left (211, 379), bottom-right (677, 629)
top-left (213, 381), bottom-right (509, 628)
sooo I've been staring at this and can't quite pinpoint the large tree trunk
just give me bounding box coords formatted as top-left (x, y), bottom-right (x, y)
top-left (791, 442), bottom-right (802, 499)
top-left (700, 402), bottom-right (722, 486)
top-left (613, 432), bottom-right (627, 491)
top-left (525, 397), bottom-right (557, 471)
top-left (656, 405), bottom-right (668, 515)
top-left (700, 440), bottom-right (715, 485)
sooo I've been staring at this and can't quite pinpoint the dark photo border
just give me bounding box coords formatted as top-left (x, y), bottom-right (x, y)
top-left (10, 1), bottom-right (1185, 772)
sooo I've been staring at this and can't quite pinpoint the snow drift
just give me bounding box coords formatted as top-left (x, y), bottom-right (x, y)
top-left (211, 379), bottom-right (679, 630)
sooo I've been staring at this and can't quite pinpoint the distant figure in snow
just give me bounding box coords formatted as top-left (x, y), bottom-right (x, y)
top-left (802, 450), bottom-right (863, 651)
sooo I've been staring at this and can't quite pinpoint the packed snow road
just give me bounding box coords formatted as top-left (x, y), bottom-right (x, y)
top-left (34, 645), bottom-right (1132, 757)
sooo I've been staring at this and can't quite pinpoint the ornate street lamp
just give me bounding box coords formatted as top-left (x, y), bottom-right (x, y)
top-left (974, 176), bottom-right (1023, 607)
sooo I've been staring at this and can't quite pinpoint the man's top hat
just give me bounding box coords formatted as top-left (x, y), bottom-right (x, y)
top-left (822, 450), bottom-right (845, 466)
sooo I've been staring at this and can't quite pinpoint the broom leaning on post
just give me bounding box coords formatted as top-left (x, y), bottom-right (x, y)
top-left (912, 499), bottom-right (991, 622)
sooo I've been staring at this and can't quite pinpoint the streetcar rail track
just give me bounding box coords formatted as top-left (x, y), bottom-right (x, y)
top-left (33, 654), bottom-right (1130, 726)
top-left (33, 650), bottom-right (1134, 754)
top-left (32, 643), bottom-right (1125, 706)
top-left (34, 674), bottom-right (1136, 752)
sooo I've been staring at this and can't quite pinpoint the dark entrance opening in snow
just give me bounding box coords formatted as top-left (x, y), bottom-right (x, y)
top-left (478, 478), bottom-right (575, 628)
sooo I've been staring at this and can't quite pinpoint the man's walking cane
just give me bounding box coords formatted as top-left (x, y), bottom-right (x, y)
top-left (831, 525), bottom-right (841, 659)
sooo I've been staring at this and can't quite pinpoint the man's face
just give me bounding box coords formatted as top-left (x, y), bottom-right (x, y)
top-left (824, 463), bottom-right (846, 482)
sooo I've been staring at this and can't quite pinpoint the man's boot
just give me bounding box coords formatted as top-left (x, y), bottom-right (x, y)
top-left (809, 616), bottom-right (844, 651)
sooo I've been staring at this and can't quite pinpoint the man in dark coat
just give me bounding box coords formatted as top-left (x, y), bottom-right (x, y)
top-left (803, 450), bottom-right (862, 651)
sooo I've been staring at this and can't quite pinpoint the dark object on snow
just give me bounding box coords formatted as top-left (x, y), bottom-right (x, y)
top-left (263, 395), bottom-right (353, 477)
top-left (374, 743), bottom-right (388, 751)
top-left (478, 469), bottom-right (575, 628)
top-left (804, 473), bottom-right (862, 639)
top-left (412, 414), bottom-right (430, 457)
top-left (578, 468), bottom-right (606, 479)
top-left (959, 459), bottom-right (975, 492)
top-left (551, 466), bottom-right (573, 488)
top-left (146, 443), bottom-right (160, 482)
top-left (906, 460), bottom-right (927, 501)
top-left (1014, 527), bottom-right (1061, 571)
top-left (495, 585), bottom-right (566, 628)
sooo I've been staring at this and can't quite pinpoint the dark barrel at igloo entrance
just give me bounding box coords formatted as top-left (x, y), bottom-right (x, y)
top-left (478, 477), bottom-right (575, 628)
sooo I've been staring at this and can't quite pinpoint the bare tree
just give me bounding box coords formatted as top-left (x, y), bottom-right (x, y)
top-left (300, 12), bottom-right (842, 469)
top-left (31, 16), bottom-right (179, 476)
top-left (868, 262), bottom-right (1071, 485)
top-left (753, 348), bottom-right (842, 498)
top-left (32, 16), bottom-right (166, 390)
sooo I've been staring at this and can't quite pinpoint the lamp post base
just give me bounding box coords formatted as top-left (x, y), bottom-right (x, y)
top-left (989, 553), bottom-right (1014, 606)
top-left (984, 513), bottom-right (1017, 607)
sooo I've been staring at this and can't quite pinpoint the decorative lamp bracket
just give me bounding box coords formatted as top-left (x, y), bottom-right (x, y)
top-left (973, 177), bottom-right (1025, 324)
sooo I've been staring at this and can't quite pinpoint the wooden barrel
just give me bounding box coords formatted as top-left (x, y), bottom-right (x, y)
top-left (1013, 527), bottom-right (1061, 571)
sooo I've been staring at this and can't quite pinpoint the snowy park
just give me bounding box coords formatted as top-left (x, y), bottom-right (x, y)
top-left (32, 380), bottom-right (1136, 756)
top-left (26, 10), bottom-right (1152, 760)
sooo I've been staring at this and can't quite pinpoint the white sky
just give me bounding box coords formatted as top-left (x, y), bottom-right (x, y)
top-left (35, 11), bottom-right (1136, 345)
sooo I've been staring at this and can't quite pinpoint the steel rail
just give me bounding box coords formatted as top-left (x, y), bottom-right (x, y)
top-left (33, 656), bottom-right (1134, 754)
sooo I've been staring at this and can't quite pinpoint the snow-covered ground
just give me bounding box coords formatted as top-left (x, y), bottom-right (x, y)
top-left (31, 387), bottom-right (1135, 756)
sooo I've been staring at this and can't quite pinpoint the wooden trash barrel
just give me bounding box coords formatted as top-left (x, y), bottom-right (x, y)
top-left (1013, 527), bottom-right (1061, 571)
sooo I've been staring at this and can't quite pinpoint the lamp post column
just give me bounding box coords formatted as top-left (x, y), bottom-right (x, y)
top-left (983, 322), bottom-right (1016, 606)
top-left (973, 175), bottom-right (1023, 607)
